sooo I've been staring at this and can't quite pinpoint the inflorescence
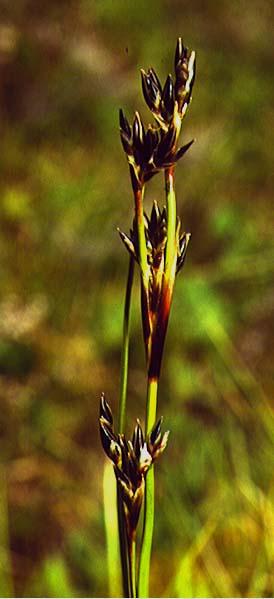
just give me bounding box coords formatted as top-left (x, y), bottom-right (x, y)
top-left (119, 38), bottom-right (196, 191)
top-left (99, 394), bottom-right (169, 538)
top-left (99, 38), bottom-right (196, 592)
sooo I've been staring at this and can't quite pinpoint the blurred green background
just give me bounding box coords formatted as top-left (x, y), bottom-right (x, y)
top-left (0, 0), bottom-right (274, 596)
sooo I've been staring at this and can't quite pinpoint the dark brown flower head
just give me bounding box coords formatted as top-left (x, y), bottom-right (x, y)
top-left (119, 201), bottom-right (191, 280)
top-left (119, 108), bottom-right (194, 191)
top-left (145, 201), bottom-right (167, 268)
top-left (99, 394), bottom-right (169, 537)
top-left (141, 69), bottom-right (177, 132)
top-left (119, 204), bottom-right (191, 380)
top-left (145, 202), bottom-right (168, 315)
top-left (118, 201), bottom-right (167, 316)
top-left (141, 38), bottom-right (196, 130)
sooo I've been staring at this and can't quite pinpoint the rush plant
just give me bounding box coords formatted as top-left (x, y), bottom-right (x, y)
top-left (99, 38), bottom-right (196, 598)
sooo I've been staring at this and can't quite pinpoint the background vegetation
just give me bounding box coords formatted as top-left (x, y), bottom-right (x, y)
top-left (0, 0), bottom-right (273, 596)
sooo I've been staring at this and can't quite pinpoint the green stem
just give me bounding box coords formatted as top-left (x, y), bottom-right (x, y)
top-left (118, 253), bottom-right (135, 433)
top-left (135, 186), bottom-right (151, 365)
top-left (129, 536), bottom-right (137, 598)
top-left (117, 490), bottom-right (131, 597)
top-left (103, 462), bottom-right (122, 598)
top-left (117, 254), bottom-right (135, 597)
top-left (134, 187), bottom-right (149, 290)
top-left (145, 377), bottom-right (158, 436)
top-left (138, 376), bottom-right (159, 598)
top-left (165, 166), bottom-right (177, 283)
top-left (138, 167), bottom-right (177, 596)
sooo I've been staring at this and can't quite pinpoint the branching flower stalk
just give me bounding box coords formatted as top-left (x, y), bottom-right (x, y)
top-left (99, 38), bottom-right (196, 597)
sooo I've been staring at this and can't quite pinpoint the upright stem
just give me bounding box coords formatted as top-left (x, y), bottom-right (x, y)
top-left (165, 166), bottom-right (177, 284)
top-left (129, 536), bottom-right (137, 598)
top-left (138, 167), bottom-right (177, 597)
top-left (118, 254), bottom-right (135, 433)
top-left (134, 187), bottom-right (149, 290)
top-left (117, 491), bottom-right (131, 597)
top-left (145, 377), bottom-right (159, 436)
top-left (103, 462), bottom-right (122, 598)
top-left (135, 186), bottom-right (152, 364)
top-left (138, 376), bottom-right (159, 598)
top-left (117, 254), bottom-right (135, 597)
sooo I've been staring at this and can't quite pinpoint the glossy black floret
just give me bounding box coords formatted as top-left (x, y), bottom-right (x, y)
top-left (140, 37), bottom-right (196, 131)
top-left (132, 420), bottom-right (144, 461)
top-left (119, 108), bottom-right (131, 138)
top-left (161, 74), bottom-right (175, 118)
top-left (149, 417), bottom-right (163, 446)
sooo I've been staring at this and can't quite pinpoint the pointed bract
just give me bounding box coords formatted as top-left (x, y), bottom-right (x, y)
top-left (141, 70), bottom-right (158, 112)
top-left (118, 228), bottom-right (138, 261)
top-left (100, 392), bottom-right (113, 425)
top-left (119, 108), bottom-right (131, 138)
top-left (177, 231), bottom-right (191, 273)
top-left (120, 130), bottom-right (133, 155)
top-left (174, 37), bottom-right (183, 69)
top-left (99, 422), bottom-right (117, 457)
top-left (174, 138), bottom-right (194, 162)
top-left (133, 112), bottom-right (145, 151)
top-left (149, 67), bottom-right (162, 94)
top-left (149, 416), bottom-right (163, 446)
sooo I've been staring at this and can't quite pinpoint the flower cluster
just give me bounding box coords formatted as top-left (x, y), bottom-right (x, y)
top-left (119, 38), bottom-right (196, 191)
top-left (99, 393), bottom-right (169, 538)
top-left (119, 197), bottom-right (190, 381)
top-left (119, 109), bottom-right (194, 191)
top-left (141, 38), bottom-right (196, 128)
top-left (119, 201), bottom-right (191, 315)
